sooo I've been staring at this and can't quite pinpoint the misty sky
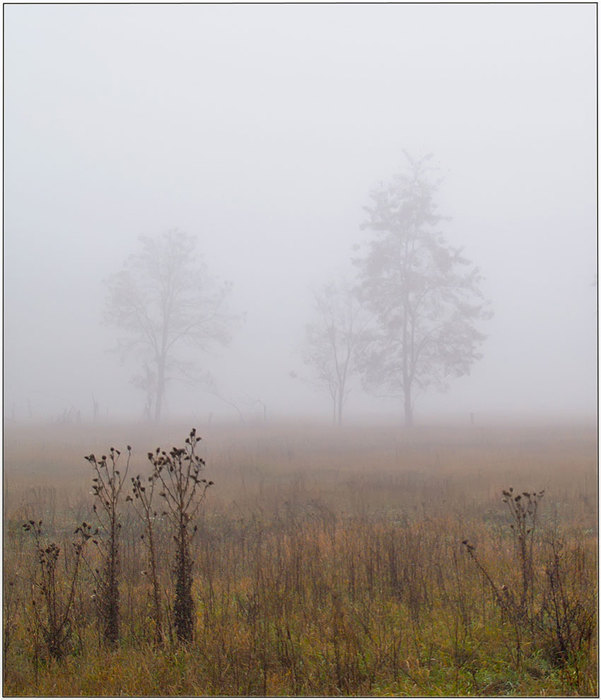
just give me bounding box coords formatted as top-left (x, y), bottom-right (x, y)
top-left (4, 3), bottom-right (597, 423)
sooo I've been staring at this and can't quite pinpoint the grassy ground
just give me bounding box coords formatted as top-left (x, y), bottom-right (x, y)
top-left (3, 420), bottom-right (597, 696)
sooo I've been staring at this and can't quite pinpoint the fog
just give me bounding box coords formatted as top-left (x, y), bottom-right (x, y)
top-left (4, 3), bottom-right (597, 426)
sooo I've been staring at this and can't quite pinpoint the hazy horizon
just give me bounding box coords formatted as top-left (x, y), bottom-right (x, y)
top-left (4, 3), bottom-right (597, 426)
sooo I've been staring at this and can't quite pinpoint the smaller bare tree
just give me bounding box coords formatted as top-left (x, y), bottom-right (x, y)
top-left (302, 281), bottom-right (369, 424)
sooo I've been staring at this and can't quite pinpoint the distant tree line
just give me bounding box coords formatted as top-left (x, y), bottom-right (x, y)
top-left (104, 152), bottom-right (490, 427)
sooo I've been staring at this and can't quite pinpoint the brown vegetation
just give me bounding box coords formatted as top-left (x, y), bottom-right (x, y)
top-left (3, 421), bottom-right (597, 696)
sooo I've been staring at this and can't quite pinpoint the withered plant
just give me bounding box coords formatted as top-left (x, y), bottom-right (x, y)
top-left (85, 446), bottom-right (130, 647)
top-left (462, 489), bottom-right (544, 669)
top-left (502, 487), bottom-right (544, 615)
top-left (147, 428), bottom-right (212, 642)
top-left (463, 488), bottom-right (544, 616)
top-left (128, 472), bottom-right (164, 644)
top-left (539, 535), bottom-right (596, 671)
top-left (22, 519), bottom-right (89, 661)
top-left (463, 487), bottom-right (595, 682)
top-left (3, 575), bottom-right (19, 669)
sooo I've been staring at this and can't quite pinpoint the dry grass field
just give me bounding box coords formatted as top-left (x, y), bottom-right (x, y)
top-left (3, 420), bottom-right (597, 696)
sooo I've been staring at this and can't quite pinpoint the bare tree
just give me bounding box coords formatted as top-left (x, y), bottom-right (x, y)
top-left (355, 153), bottom-right (491, 427)
top-left (105, 230), bottom-right (234, 422)
top-left (302, 281), bottom-right (369, 425)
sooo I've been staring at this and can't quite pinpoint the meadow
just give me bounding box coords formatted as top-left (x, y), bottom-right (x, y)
top-left (3, 419), bottom-right (597, 696)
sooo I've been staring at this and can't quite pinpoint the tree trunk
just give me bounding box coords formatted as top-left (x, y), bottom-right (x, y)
top-left (154, 356), bottom-right (165, 423)
top-left (403, 388), bottom-right (413, 428)
top-left (154, 394), bottom-right (162, 423)
top-left (401, 267), bottom-right (413, 428)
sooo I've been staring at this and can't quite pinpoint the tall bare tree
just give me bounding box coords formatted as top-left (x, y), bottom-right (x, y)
top-left (105, 230), bottom-right (234, 422)
top-left (355, 153), bottom-right (491, 427)
top-left (302, 281), bottom-right (369, 424)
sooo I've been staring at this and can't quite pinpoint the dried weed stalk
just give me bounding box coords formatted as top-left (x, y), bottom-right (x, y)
top-left (463, 487), bottom-right (595, 680)
top-left (85, 446), bottom-right (130, 646)
top-left (22, 520), bottom-right (89, 661)
top-left (128, 472), bottom-right (164, 644)
top-left (147, 428), bottom-right (212, 642)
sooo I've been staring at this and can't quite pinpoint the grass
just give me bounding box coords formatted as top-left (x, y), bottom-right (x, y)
top-left (3, 419), bottom-right (597, 696)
